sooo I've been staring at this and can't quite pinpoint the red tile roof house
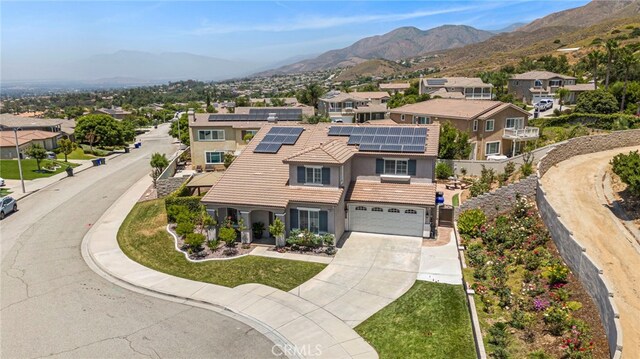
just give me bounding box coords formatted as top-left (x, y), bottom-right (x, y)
top-left (201, 122), bottom-right (440, 243)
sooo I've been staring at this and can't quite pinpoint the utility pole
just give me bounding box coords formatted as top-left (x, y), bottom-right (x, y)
top-left (13, 128), bottom-right (26, 193)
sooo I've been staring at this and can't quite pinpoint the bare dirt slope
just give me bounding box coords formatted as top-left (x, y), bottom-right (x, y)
top-left (542, 146), bottom-right (640, 357)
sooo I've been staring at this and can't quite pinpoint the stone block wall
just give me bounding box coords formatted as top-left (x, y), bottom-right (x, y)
top-left (156, 176), bottom-right (190, 198)
top-left (538, 129), bottom-right (640, 177)
top-left (454, 175), bottom-right (537, 220)
top-left (537, 184), bottom-right (623, 359)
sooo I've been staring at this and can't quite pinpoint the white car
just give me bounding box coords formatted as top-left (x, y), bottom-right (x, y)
top-left (539, 99), bottom-right (554, 110)
top-left (0, 177), bottom-right (4, 187)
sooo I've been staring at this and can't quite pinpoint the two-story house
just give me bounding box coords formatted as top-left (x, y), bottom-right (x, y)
top-left (317, 91), bottom-right (390, 123)
top-left (419, 77), bottom-right (493, 100)
top-left (188, 107), bottom-right (313, 171)
top-left (201, 122), bottom-right (440, 242)
top-left (389, 99), bottom-right (537, 159)
top-left (507, 70), bottom-right (577, 104)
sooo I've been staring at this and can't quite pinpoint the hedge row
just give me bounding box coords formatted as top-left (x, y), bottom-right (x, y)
top-left (533, 112), bottom-right (640, 130)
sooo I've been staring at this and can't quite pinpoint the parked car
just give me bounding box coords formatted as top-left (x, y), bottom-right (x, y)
top-left (0, 196), bottom-right (17, 219)
top-left (0, 177), bottom-right (5, 187)
top-left (533, 102), bottom-right (546, 112)
top-left (539, 99), bottom-right (554, 110)
top-left (46, 151), bottom-right (56, 159)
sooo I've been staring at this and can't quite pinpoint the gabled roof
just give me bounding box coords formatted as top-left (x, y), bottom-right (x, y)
top-left (564, 84), bottom-right (596, 92)
top-left (0, 130), bottom-right (59, 147)
top-left (320, 91), bottom-right (390, 103)
top-left (346, 179), bottom-right (436, 207)
top-left (0, 114), bottom-right (62, 129)
top-left (283, 140), bottom-right (356, 165)
top-left (510, 71), bottom-right (576, 80)
top-left (391, 99), bottom-right (529, 120)
top-left (379, 83), bottom-right (410, 90)
top-left (422, 77), bottom-right (492, 88)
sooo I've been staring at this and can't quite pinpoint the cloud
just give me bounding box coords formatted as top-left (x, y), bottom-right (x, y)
top-left (189, 6), bottom-right (482, 35)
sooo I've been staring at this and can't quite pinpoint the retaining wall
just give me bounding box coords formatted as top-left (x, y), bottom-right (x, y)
top-left (156, 176), bottom-right (191, 198)
top-left (454, 175), bottom-right (537, 220)
top-left (441, 144), bottom-right (555, 176)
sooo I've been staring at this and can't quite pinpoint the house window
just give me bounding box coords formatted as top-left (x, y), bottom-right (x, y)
top-left (384, 159), bottom-right (408, 175)
top-left (400, 114), bottom-right (405, 122)
top-left (371, 207), bottom-right (383, 212)
top-left (485, 119), bottom-right (495, 132)
top-left (415, 116), bottom-right (430, 124)
top-left (204, 151), bottom-right (224, 164)
top-left (473, 120), bottom-right (478, 132)
top-left (388, 208), bottom-right (400, 213)
top-left (305, 167), bottom-right (323, 184)
top-left (339, 166), bottom-right (344, 186)
top-left (355, 206), bottom-right (367, 211)
top-left (299, 210), bottom-right (320, 234)
top-left (506, 117), bottom-right (524, 129)
top-left (485, 141), bottom-right (500, 156)
top-left (405, 209), bottom-right (417, 214)
top-left (198, 130), bottom-right (225, 141)
top-left (549, 80), bottom-right (561, 87)
top-left (345, 101), bottom-right (353, 108)
top-left (534, 80), bottom-right (543, 88)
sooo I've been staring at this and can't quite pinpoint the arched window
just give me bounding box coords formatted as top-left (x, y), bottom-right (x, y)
top-left (355, 206), bottom-right (367, 211)
top-left (405, 209), bottom-right (417, 214)
top-left (371, 207), bottom-right (383, 212)
top-left (534, 79), bottom-right (542, 87)
top-left (388, 208), bottom-right (400, 213)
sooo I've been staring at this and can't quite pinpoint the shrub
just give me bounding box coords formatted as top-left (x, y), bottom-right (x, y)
top-left (520, 162), bottom-right (534, 177)
top-left (457, 209), bottom-right (487, 238)
top-left (469, 180), bottom-right (490, 197)
top-left (611, 150), bottom-right (640, 196)
top-left (218, 226), bottom-right (237, 246)
top-left (184, 233), bottom-right (205, 250)
top-left (435, 162), bottom-right (454, 179)
top-left (488, 322), bottom-right (509, 346)
top-left (504, 162), bottom-right (516, 178)
top-left (175, 221), bottom-right (194, 237)
top-left (575, 89), bottom-right (619, 114)
top-left (252, 222), bottom-right (265, 238)
top-left (528, 350), bottom-right (553, 359)
top-left (544, 263), bottom-right (570, 285)
top-left (165, 196), bottom-right (202, 220)
top-left (286, 229), bottom-right (324, 249)
top-left (544, 306), bottom-right (569, 336)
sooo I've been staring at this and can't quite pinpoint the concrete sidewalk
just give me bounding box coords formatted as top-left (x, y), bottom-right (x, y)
top-left (417, 228), bottom-right (463, 285)
top-left (82, 175), bottom-right (377, 359)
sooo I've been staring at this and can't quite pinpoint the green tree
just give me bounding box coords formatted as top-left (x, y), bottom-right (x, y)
top-left (169, 113), bottom-right (190, 145)
top-left (270, 97), bottom-right (286, 106)
top-left (58, 138), bottom-right (77, 162)
top-left (438, 122), bottom-right (472, 160)
top-left (554, 87), bottom-right (570, 111)
top-left (617, 47), bottom-right (639, 111)
top-left (586, 50), bottom-right (604, 89)
top-left (63, 106), bottom-right (84, 120)
top-left (303, 114), bottom-right (330, 124)
top-left (75, 114), bottom-right (129, 147)
top-left (235, 96), bottom-right (250, 107)
top-left (150, 152), bottom-right (169, 187)
top-left (605, 39), bottom-right (619, 89)
top-left (25, 143), bottom-right (47, 171)
top-left (611, 150), bottom-right (640, 197)
top-left (574, 89), bottom-right (619, 114)
top-left (297, 83), bottom-right (325, 108)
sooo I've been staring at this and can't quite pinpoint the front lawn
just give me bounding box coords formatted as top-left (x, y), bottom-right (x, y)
top-left (0, 159), bottom-right (79, 180)
top-left (57, 147), bottom-right (95, 160)
top-left (118, 199), bottom-right (327, 291)
top-left (356, 281), bottom-right (476, 359)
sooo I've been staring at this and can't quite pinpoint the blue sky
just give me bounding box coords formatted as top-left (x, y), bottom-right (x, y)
top-left (1, 1), bottom-right (589, 81)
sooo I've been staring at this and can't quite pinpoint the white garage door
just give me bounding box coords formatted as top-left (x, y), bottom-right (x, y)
top-left (348, 204), bottom-right (425, 237)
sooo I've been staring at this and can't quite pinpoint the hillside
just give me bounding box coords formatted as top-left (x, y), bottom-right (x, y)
top-left (260, 25), bottom-right (494, 75)
top-left (519, 0), bottom-right (639, 32)
top-left (333, 59), bottom-right (407, 82)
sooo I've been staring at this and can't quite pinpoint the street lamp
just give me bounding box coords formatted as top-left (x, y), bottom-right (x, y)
top-left (13, 128), bottom-right (26, 193)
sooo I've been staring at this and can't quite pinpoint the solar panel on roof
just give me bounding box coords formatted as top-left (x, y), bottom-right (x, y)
top-left (263, 134), bottom-right (278, 142)
top-left (385, 136), bottom-right (401, 144)
top-left (373, 136), bottom-right (386, 144)
top-left (426, 79), bottom-right (447, 86)
top-left (348, 135), bottom-right (362, 145)
top-left (360, 135), bottom-right (374, 143)
top-left (376, 127), bottom-right (390, 135)
top-left (254, 142), bottom-right (281, 153)
top-left (399, 136), bottom-right (413, 144)
top-left (327, 126), bottom-right (342, 136)
top-left (381, 144), bottom-right (403, 152)
top-left (359, 144), bottom-right (381, 151)
top-left (364, 127), bottom-right (377, 135)
top-left (411, 136), bottom-right (425, 145)
top-left (402, 144), bottom-right (425, 153)
top-left (400, 127), bottom-right (415, 136)
top-left (415, 127), bottom-right (428, 136)
top-left (388, 127), bottom-right (402, 136)
top-left (352, 127), bottom-right (366, 135)
top-left (282, 135), bottom-right (299, 145)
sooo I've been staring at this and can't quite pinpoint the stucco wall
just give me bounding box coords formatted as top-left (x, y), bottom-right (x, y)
top-left (350, 156), bottom-right (435, 180)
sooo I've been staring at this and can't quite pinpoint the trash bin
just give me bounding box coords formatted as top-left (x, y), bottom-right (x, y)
top-left (124, 147), bottom-right (130, 153)
top-left (92, 159), bottom-right (101, 166)
top-left (435, 191), bottom-right (445, 205)
top-left (100, 158), bottom-right (106, 165)
top-left (134, 143), bottom-right (140, 149)
top-left (65, 166), bottom-right (74, 177)
top-left (137, 142), bottom-right (142, 148)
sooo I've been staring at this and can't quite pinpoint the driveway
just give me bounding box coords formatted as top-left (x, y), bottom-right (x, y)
top-left (542, 145), bottom-right (640, 356)
top-left (291, 232), bottom-right (422, 327)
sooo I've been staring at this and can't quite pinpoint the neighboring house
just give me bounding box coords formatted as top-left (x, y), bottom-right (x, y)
top-left (389, 99), bottom-right (538, 159)
top-left (318, 91), bottom-right (390, 123)
top-left (419, 77), bottom-right (493, 100)
top-left (379, 83), bottom-right (411, 94)
top-left (188, 107), bottom-right (312, 171)
top-left (201, 122), bottom-right (440, 242)
top-left (0, 114), bottom-right (75, 140)
top-left (507, 71), bottom-right (577, 104)
top-left (0, 130), bottom-right (60, 159)
top-left (94, 107), bottom-right (132, 120)
top-left (562, 83), bottom-right (596, 104)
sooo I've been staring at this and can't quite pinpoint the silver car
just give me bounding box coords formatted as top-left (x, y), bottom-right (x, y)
top-left (0, 196), bottom-right (17, 220)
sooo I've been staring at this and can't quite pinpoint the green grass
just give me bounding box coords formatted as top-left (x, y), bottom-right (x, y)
top-left (0, 188), bottom-right (12, 196)
top-left (57, 148), bottom-right (95, 160)
top-left (356, 281), bottom-right (476, 359)
top-left (117, 199), bottom-right (327, 291)
top-left (0, 159), bottom-right (79, 180)
top-left (452, 193), bottom-right (460, 207)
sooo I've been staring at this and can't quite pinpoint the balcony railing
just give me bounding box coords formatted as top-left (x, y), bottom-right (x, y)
top-left (503, 126), bottom-right (539, 140)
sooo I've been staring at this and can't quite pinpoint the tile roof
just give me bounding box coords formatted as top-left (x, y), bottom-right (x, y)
top-left (390, 98), bottom-right (529, 120)
top-left (0, 114), bottom-right (62, 129)
top-left (429, 88), bottom-right (467, 99)
top-left (563, 84), bottom-right (596, 92)
top-left (234, 106), bottom-right (315, 117)
top-left (353, 103), bottom-right (388, 113)
top-left (320, 91), bottom-right (390, 103)
top-left (0, 130), bottom-right (59, 147)
top-left (510, 71), bottom-right (576, 80)
top-left (346, 179), bottom-right (436, 207)
top-left (422, 77), bottom-right (493, 88)
top-left (190, 116), bottom-right (267, 129)
top-left (201, 122), bottom-right (439, 210)
top-left (283, 140), bottom-right (356, 165)
top-left (379, 83), bottom-right (410, 90)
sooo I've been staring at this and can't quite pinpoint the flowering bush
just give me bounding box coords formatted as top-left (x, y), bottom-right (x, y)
top-left (563, 325), bottom-right (594, 358)
top-left (544, 305), bottom-right (570, 336)
top-left (544, 263), bottom-right (570, 285)
top-left (533, 297), bottom-right (550, 312)
top-left (457, 209), bottom-right (487, 238)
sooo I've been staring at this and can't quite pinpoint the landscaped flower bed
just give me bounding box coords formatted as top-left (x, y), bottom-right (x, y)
top-left (458, 197), bottom-right (608, 359)
top-left (267, 228), bottom-right (336, 257)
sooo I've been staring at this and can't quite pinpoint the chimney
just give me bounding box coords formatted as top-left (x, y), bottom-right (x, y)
top-left (188, 108), bottom-right (195, 122)
top-left (267, 113), bottom-right (278, 123)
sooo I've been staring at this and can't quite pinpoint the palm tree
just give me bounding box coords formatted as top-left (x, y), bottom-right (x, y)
top-left (586, 50), bottom-right (603, 90)
top-left (605, 39), bottom-right (619, 89)
top-left (555, 88), bottom-right (570, 112)
top-left (617, 47), bottom-right (639, 111)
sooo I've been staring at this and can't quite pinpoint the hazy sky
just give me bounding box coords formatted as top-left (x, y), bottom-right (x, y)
top-left (1, 0), bottom-right (589, 82)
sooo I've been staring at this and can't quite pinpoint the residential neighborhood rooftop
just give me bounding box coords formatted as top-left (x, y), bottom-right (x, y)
top-left (421, 77), bottom-right (493, 88)
top-left (379, 83), bottom-right (410, 90)
top-left (346, 178), bottom-right (436, 207)
top-left (391, 98), bottom-right (529, 120)
top-left (510, 70), bottom-right (577, 80)
top-left (0, 129), bottom-right (59, 147)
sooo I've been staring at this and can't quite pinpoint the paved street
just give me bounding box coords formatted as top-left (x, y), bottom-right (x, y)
top-left (1, 124), bottom-right (276, 359)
